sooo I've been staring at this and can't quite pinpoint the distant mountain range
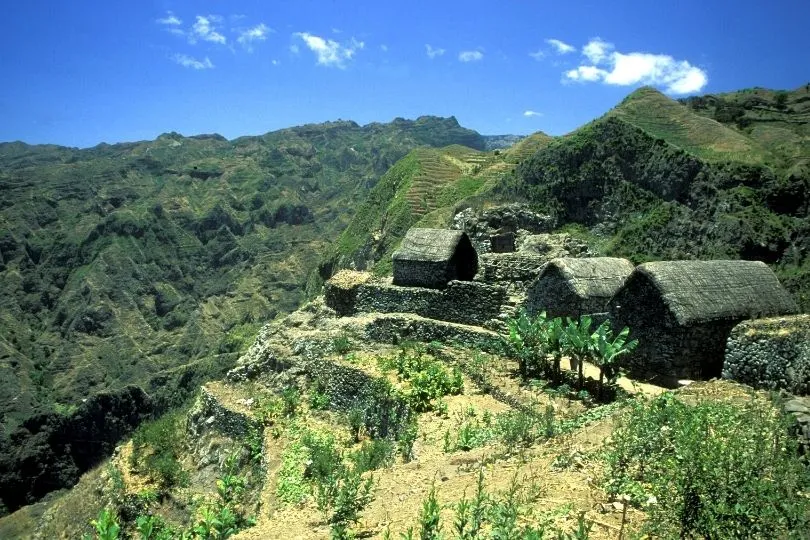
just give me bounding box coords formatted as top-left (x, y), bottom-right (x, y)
top-left (1, 84), bottom-right (808, 513)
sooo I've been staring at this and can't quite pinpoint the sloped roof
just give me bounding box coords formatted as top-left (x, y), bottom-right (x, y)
top-left (542, 257), bottom-right (635, 299)
top-left (634, 260), bottom-right (799, 326)
top-left (393, 229), bottom-right (469, 263)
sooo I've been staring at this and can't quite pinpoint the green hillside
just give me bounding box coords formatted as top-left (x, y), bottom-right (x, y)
top-left (514, 87), bottom-right (810, 307)
top-left (320, 133), bottom-right (546, 277)
top-left (0, 116), bottom-right (485, 511)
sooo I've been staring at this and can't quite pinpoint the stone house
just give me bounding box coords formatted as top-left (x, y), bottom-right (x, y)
top-left (526, 257), bottom-right (634, 318)
top-left (392, 228), bottom-right (478, 289)
top-left (609, 260), bottom-right (799, 383)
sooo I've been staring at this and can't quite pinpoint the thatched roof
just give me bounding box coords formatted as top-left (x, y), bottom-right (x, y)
top-left (633, 260), bottom-right (798, 326)
top-left (540, 257), bottom-right (635, 299)
top-left (393, 229), bottom-right (470, 263)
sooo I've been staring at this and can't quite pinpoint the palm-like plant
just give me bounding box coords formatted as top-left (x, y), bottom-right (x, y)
top-left (561, 316), bottom-right (594, 390)
top-left (545, 317), bottom-right (565, 384)
top-left (503, 310), bottom-right (549, 379)
top-left (591, 321), bottom-right (637, 400)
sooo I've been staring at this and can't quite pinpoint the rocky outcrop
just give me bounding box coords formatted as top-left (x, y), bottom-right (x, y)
top-left (452, 204), bottom-right (555, 254)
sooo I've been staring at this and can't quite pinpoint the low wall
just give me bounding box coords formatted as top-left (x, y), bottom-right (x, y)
top-left (362, 313), bottom-right (498, 349)
top-left (478, 253), bottom-right (546, 285)
top-left (354, 280), bottom-right (507, 326)
top-left (724, 315), bottom-right (810, 396)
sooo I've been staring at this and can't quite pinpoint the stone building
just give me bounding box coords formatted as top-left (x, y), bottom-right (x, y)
top-left (392, 228), bottom-right (478, 289)
top-left (525, 257), bottom-right (634, 318)
top-left (609, 260), bottom-right (799, 383)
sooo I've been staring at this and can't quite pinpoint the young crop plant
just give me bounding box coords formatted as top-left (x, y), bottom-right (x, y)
top-left (604, 392), bottom-right (810, 538)
top-left (382, 342), bottom-right (463, 412)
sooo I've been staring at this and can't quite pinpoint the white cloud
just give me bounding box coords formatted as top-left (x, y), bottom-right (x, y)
top-left (172, 54), bottom-right (214, 70)
top-left (565, 65), bottom-right (607, 82)
top-left (272, 59), bottom-right (280, 66)
top-left (546, 38), bottom-right (575, 54)
top-left (191, 15), bottom-right (227, 45)
top-left (294, 32), bottom-right (364, 68)
top-left (426, 44), bottom-right (445, 59)
top-left (523, 110), bottom-right (543, 117)
top-left (237, 23), bottom-right (271, 50)
top-left (564, 38), bottom-right (708, 94)
top-left (380, 44), bottom-right (389, 52)
top-left (290, 43), bottom-right (300, 54)
top-left (582, 38), bottom-right (613, 64)
top-left (529, 49), bottom-right (545, 61)
top-left (459, 50), bottom-right (483, 62)
top-left (157, 11), bottom-right (182, 26)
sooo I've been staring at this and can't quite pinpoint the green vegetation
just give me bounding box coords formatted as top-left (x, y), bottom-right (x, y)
top-left (397, 469), bottom-right (594, 539)
top-left (604, 392), bottom-right (810, 538)
top-left (501, 310), bottom-right (636, 400)
top-left (85, 452), bottom-right (254, 540)
top-left (129, 409), bottom-right (188, 491)
top-left (378, 342), bottom-right (464, 412)
top-left (0, 116), bottom-right (484, 512)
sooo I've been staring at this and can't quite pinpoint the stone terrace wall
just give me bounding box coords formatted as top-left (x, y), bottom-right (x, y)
top-left (724, 315), bottom-right (810, 396)
top-left (354, 280), bottom-right (506, 327)
top-left (478, 253), bottom-right (547, 285)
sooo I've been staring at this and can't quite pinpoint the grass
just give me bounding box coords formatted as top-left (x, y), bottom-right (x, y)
top-left (609, 86), bottom-right (769, 164)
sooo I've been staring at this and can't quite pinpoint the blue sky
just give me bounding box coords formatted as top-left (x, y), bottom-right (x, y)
top-left (2, 0), bottom-right (808, 148)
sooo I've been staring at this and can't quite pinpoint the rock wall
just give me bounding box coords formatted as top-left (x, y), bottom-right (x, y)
top-left (354, 280), bottom-right (507, 326)
top-left (452, 204), bottom-right (555, 254)
top-left (724, 315), bottom-right (810, 396)
top-left (363, 313), bottom-right (498, 349)
top-left (478, 253), bottom-right (547, 285)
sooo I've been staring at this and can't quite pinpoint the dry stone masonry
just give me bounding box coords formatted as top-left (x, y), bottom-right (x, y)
top-left (724, 315), bottom-right (810, 395)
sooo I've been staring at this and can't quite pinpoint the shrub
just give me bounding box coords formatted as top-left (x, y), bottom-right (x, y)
top-left (130, 410), bottom-right (187, 491)
top-left (332, 333), bottom-right (353, 355)
top-left (495, 406), bottom-right (555, 452)
top-left (382, 343), bottom-right (463, 412)
top-left (351, 439), bottom-right (394, 473)
top-left (604, 392), bottom-right (810, 538)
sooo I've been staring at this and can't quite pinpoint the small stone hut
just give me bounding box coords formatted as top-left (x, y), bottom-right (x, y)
top-left (609, 260), bottom-right (799, 382)
top-left (392, 228), bottom-right (478, 289)
top-left (526, 257), bottom-right (634, 318)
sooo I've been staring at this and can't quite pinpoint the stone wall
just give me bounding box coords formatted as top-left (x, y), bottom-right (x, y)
top-left (354, 280), bottom-right (506, 326)
top-left (292, 342), bottom-right (413, 439)
top-left (724, 315), bottom-right (810, 396)
top-left (478, 253), bottom-right (547, 285)
top-left (323, 270), bottom-right (371, 316)
top-left (362, 313), bottom-right (498, 349)
top-left (186, 385), bottom-right (259, 440)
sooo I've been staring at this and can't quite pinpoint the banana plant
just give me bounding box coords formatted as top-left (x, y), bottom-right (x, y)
top-left (591, 320), bottom-right (638, 400)
top-left (545, 317), bottom-right (566, 384)
top-left (503, 309), bottom-right (550, 379)
top-left (561, 316), bottom-right (594, 390)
